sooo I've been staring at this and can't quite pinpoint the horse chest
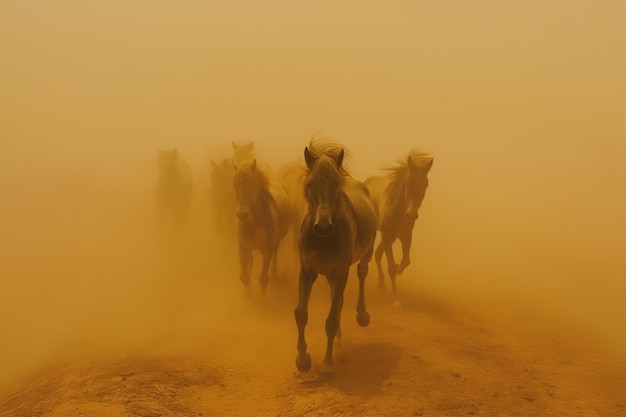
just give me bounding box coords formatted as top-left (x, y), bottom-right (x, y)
top-left (238, 225), bottom-right (272, 249)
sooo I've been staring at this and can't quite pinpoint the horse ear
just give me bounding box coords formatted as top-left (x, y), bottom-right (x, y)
top-left (407, 155), bottom-right (417, 172)
top-left (173, 147), bottom-right (179, 157)
top-left (210, 158), bottom-right (216, 168)
top-left (304, 147), bottom-right (315, 168)
top-left (251, 158), bottom-right (257, 170)
top-left (232, 160), bottom-right (238, 170)
top-left (247, 142), bottom-right (254, 151)
top-left (232, 141), bottom-right (238, 150)
top-left (423, 157), bottom-right (433, 172)
top-left (335, 149), bottom-right (344, 168)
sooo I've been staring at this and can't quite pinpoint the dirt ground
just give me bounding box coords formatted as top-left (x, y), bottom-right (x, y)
top-left (1, 174), bottom-right (624, 417)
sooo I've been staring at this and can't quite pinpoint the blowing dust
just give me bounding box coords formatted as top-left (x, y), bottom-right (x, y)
top-left (1, 0), bottom-right (625, 404)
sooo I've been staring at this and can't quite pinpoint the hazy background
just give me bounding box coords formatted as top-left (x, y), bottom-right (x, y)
top-left (1, 0), bottom-right (625, 392)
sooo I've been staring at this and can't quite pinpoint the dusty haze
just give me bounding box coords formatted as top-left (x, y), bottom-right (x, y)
top-left (1, 1), bottom-right (625, 415)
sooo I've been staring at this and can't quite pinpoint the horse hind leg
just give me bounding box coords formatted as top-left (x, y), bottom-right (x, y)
top-left (374, 239), bottom-right (386, 290)
top-left (356, 246), bottom-right (372, 327)
top-left (322, 269), bottom-right (348, 374)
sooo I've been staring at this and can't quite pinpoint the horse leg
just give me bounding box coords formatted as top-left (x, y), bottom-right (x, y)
top-left (258, 244), bottom-right (276, 295)
top-left (396, 229), bottom-right (413, 275)
top-left (295, 266), bottom-right (317, 372)
top-left (321, 268), bottom-right (348, 374)
top-left (356, 246), bottom-right (373, 327)
top-left (326, 277), bottom-right (342, 342)
top-left (238, 244), bottom-right (252, 290)
top-left (270, 242), bottom-right (279, 282)
top-left (374, 239), bottom-right (386, 290)
top-left (383, 238), bottom-right (401, 308)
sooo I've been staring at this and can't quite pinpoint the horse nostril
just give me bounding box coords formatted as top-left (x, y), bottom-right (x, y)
top-left (314, 222), bottom-right (333, 236)
top-left (236, 211), bottom-right (248, 220)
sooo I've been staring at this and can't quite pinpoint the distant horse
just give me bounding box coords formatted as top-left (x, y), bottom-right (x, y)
top-left (233, 158), bottom-right (292, 293)
top-left (156, 148), bottom-right (192, 244)
top-left (364, 150), bottom-right (433, 307)
top-left (295, 139), bottom-right (377, 374)
top-left (209, 141), bottom-right (256, 244)
top-left (278, 159), bottom-right (307, 258)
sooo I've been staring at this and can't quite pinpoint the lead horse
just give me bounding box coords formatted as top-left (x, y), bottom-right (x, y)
top-left (364, 149), bottom-right (433, 307)
top-left (295, 139), bottom-right (377, 374)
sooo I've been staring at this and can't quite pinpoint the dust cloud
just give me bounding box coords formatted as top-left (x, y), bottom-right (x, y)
top-left (1, 0), bottom-right (625, 407)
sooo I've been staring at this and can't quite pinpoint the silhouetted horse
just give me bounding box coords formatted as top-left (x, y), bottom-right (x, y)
top-left (209, 141), bottom-right (256, 245)
top-left (364, 149), bottom-right (433, 307)
top-left (233, 158), bottom-right (292, 293)
top-left (295, 139), bottom-right (377, 374)
top-left (156, 148), bottom-right (192, 244)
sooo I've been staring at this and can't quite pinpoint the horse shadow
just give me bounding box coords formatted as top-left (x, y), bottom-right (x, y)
top-left (297, 341), bottom-right (402, 399)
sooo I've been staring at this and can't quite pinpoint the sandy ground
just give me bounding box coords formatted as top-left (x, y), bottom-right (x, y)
top-left (1, 173), bottom-right (624, 417)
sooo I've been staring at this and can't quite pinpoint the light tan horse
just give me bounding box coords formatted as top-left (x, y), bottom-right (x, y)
top-left (295, 139), bottom-right (377, 374)
top-left (233, 158), bottom-right (292, 293)
top-left (364, 149), bottom-right (433, 308)
top-left (156, 148), bottom-right (192, 244)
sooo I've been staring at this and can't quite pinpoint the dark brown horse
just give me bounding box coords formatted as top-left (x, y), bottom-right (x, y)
top-left (295, 139), bottom-right (377, 374)
top-left (233, 158), bottom-right (292, 293)
top-left (364, 150), bottom-right (433, 307)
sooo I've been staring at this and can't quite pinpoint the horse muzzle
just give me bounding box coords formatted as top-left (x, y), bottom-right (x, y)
top-left (313, 219), bottom-right (334, 238)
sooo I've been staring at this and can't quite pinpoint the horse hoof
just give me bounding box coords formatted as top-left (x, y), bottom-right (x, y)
top-left (296, 353), bottom-right (312, 372)
top-left (356, 311), bottom-right (371, 327)
top-left (393, 300), bottom-right (403, 311)
top-left (320, 363), bottom-right (334, 375)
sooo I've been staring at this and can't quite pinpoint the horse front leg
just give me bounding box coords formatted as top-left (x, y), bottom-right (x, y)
top-left (295, 265), bottom-right (317, 372)
top-left (258, 244), bottom-right (275, 295)
top-left (356, 245), bottom-right (373, 327)
top-left (322, 268), bottom-right (348, 374)
top-left (238, 244), bottom-right (252, 290)
top-left (382, 235), bottom-right (401, 308)
top-left (326, 277), bottom-right (343, 342)
top-left (396, 226), bottom-right (414, 275)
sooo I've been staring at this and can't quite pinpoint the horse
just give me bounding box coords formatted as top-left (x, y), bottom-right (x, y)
top-left (278, 159), bottom-right (308, 260)
top-left (209, 141), bottom-right (256, 246)
top-left (363, 149), bottom-right (433, 308)
top-left (232, 158), bottom-right (292, 293)
top-left (156, 148), bottom-right (192, 245)
top-left (294, 139), bottom-right (377, 374)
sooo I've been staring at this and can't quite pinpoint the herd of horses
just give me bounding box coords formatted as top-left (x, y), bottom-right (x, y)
top-left (156, 138), bottom-right (434, 373)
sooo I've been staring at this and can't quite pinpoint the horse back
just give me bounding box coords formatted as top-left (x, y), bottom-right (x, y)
top-left (363, 175), bottom-right (387, 226)
top-left (344, 177), bottom-right (377, 262)
top-left (269, 183), bottom-right (293, 240)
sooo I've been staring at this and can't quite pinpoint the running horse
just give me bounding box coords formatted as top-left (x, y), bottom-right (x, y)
top-left (364, 149), bottom-right (433, 307)
top-left (209, 141), bottom-right (256, 245)
top-left (295, 139), bottom-right (377, 374)
top-left (232, 158), bottom-right (292, 293)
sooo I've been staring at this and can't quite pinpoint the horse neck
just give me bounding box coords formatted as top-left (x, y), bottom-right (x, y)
top-left (249, 185), bottom-right (274, 227)
top-left (384, 176), bottom-right (407, 214)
